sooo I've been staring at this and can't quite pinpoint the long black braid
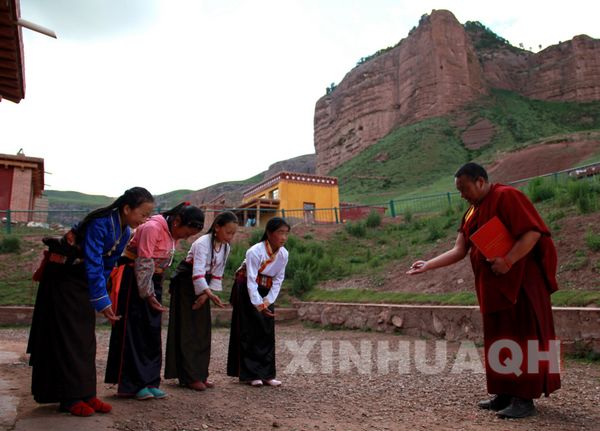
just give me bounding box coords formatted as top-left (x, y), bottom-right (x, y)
top-left (75, 186), bottom-right (154, 243)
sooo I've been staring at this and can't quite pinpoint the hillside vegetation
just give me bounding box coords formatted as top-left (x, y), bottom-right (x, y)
top-left (331, 89), bottom-right (600, 204)
top-left (44, 190), bottom-right (113, 208)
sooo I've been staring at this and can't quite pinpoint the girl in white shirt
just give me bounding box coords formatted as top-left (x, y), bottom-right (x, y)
top-left (165, 211), bottom-right (238, 391)
top-left (227, 217), bottom-right (290, 387)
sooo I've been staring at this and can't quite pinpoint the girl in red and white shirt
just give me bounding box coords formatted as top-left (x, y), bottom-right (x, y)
top-left (165, 211), bottom-right (238, 390)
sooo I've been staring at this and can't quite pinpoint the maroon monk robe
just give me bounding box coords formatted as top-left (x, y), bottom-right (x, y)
top-left (460, 183), bottom-right (561, 399)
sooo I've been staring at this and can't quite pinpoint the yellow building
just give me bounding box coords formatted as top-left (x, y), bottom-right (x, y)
top-left (238, 171), bottom-right (340, 226)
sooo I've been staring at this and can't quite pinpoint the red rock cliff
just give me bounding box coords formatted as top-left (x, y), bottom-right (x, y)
top-left (314, 10), bottom-right (487, 174)
top-left (314, 10), bottom-right (600, 174)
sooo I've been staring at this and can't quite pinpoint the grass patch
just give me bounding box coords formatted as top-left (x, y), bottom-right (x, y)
top-left (0, 279), bottom-right (38, 305)
top-left (550, 290), bottom-right (600, 307)
top-left (559, 250), bottom-right (589, 272)
top-left (303, 288), bottom-right (478, 306)
top-left (302, 288), bottom-right (600, 307)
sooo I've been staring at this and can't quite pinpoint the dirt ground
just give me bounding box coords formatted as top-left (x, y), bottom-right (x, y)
top-left (486, 140), bottom-right (600, 184)
top-left (1, 323), bottom-right (599, 431)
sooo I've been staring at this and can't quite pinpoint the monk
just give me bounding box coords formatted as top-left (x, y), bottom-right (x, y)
top-left (407, 162), bottom-right (560, 419)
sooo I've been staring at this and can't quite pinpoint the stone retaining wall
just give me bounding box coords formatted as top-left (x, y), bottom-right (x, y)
top-left (297, 302), bottom-right (600, 352)
top-left (0, 306), bottom-right (298, 326)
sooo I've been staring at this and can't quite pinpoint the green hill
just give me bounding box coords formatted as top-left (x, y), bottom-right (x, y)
top-left (154, 189), bottom-right (195, 210)
top-left (331, 89), bottom-right (600, 204)
top-left (45, 190), bottom-right (113, 209)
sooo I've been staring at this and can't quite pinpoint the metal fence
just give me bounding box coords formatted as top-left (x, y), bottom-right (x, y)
top-left (1, 162), bottom-right (599, 236)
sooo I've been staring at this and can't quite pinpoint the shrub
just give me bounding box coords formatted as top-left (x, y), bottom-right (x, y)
top-left (567, 180), bottom-right (590, 202)
top-left (248, 228), bottom-right (263, 246)
top-left (345, 221), bottom-right (367, 238)
top-left (0, 236), bottom-right (21, 253)
top-left (566, 180), bottom-right (599, 213)
top-left (224, 243), bottom-right (246, 277)
top-left (586, 230), bottom-right (600, 252)
top-left (425, 219), bottom-right (445, 242)
top-left (527, 178), bottom-right (555, 202)
top-left (290, 270), bottom-right (316, 297)
top-left (403, 208), bottom-right (413, 223)
top-left (287, 252), bottom-right (321, 297)
top-left (546, 210), bottom-right (566, 223)
top-left (285, 234), bottom-right (300, 251)
top-left (443, 205), bottom-right (455, 217)
top-left (365, 210), bottom-right (382, 228)
top-left (577, 194), bottom-right (594, 214)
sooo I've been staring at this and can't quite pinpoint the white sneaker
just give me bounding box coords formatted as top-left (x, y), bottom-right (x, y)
top-left (263, 379), bottom-right (281, 387)
top-left (249, 379), bottom-right (263, 387)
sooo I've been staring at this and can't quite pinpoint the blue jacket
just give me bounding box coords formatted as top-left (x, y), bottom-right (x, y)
top-left (80, 210), bottom-right (131, 312)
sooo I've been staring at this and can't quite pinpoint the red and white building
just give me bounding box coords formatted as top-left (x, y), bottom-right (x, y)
top-left (0, 152), bottom-right (47, 222)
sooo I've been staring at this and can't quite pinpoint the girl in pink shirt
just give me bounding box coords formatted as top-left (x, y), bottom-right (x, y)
top-left (105, 203), bottom-right (204, 400)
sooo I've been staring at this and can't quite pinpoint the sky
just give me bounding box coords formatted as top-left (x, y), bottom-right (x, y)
top-left (1, 0), bottom-right (599, 197)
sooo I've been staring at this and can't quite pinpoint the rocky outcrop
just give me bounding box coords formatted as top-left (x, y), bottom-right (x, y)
top-left (314, 10), bottom-right (487, 174)
top-left (477, 35), bottom-right (600, 102)
top-left (521, 35), bottom-right (600, 102)
top-left (264, 154), bottom-right (316, 178)
top-left (314, 10), bottom-right (600, 174)
top-left (460, 118), bottom-right (496, 149)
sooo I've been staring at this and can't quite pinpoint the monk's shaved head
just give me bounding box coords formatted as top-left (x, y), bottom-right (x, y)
top-left (455, 162), bottom-right (488, 182)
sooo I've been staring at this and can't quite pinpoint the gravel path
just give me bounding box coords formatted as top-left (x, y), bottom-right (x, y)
top-left (1, 323), bottom-right (599, 430)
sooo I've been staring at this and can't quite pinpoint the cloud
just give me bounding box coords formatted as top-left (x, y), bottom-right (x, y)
top-left (22, 0), bottom-right (160, 40)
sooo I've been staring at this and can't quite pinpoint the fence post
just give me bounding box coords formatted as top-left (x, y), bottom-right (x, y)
top-left (281, 208), bottom-right (286, 219)
top-left (447, 192), bottom-right (452, 206)
top-left (389, 200), bottom-right (396, 218)
top-left (6, 209), bottom-right (11, 234)
top-left (334, 207), bottom-right (339, 224)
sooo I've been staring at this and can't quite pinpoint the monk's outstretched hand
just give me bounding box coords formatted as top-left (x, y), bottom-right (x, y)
top-left (406, 260), bottom-right (428, 275)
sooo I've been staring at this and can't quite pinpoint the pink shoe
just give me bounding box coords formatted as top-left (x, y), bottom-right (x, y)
top-left (263, 379), bottom-right (281, 386)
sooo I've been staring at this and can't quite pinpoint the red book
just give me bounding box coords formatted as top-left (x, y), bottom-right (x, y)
top-left (470, 216), bottom-right (515, 259)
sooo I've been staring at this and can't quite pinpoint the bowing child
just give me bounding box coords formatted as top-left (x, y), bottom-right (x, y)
top-left (227, 217), bottom-right (290, 387)
top-left (105, 203), bottom-right (204, 400)
top-left (28, 187), bottom-right (154, 416)
top-left (165, 211), bottom-right (238, 390)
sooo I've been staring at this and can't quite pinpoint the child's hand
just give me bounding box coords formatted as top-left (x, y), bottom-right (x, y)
top-left (192, 293), bottom-right (208, 310)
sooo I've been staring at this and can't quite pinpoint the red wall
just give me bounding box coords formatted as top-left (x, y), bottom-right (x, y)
top-left (340, 204), bottom-right (386, 221)
top-left (0, 166), bottom-right (14, 214)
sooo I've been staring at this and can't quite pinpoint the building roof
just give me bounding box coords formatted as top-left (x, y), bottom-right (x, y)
top-left (242, 171), bottom-right (338, 200)
top-left (0, 152), bottom-right (44, 197)
top-left (237, 197), bottom-right (280, 210)
top-left (0, 0), bottom-right (25, 103)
